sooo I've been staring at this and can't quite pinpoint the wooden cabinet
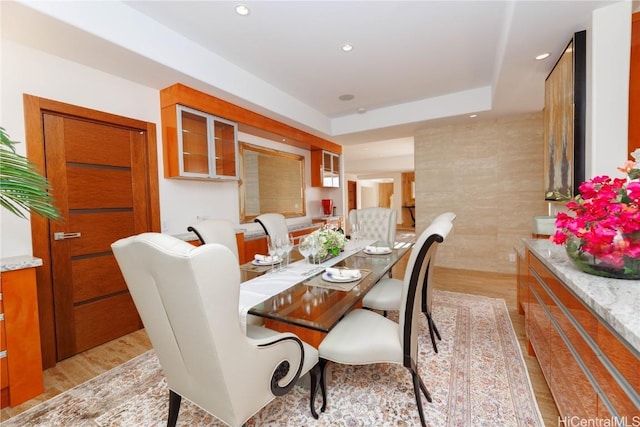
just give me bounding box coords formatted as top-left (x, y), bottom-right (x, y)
top-left (516, 249), bottom-right (528, 315)
top-left (525, 251), bottom-right (640, 420)
top-left (311, 150), bottom-right (340, 187)
top-left (162, 104), bottom-right (238, 180)
top-left (0, 264), bottom-right (44, 408)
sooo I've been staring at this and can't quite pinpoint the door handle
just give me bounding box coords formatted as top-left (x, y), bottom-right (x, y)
top-left (54, 232), bottom-right (82, 240)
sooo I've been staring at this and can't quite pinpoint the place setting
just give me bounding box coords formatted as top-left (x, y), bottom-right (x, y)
top-left (311, 266), bottom-right (371, 292)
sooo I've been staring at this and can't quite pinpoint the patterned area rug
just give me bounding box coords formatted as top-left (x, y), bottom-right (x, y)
top-left (2, 291), bottom-right (543, 426)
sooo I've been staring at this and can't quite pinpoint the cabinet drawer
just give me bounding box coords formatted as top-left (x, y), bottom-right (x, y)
top-left (527, 279), bottom-right (551, 379)
top-left (529, 252), bottom-right (640, 418)
top-left (0, 307), bottom-right (7, 390)
top-left (0, 351), bottom-right (7, 390)
top-left (548, 307), bottom-right (597, 418)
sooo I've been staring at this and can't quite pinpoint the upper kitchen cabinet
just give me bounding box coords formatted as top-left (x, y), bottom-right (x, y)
top-left (311, 150), bottom-right (340, 187)
top-left (160, 83), bottom-right (342, 179)
top-left (162, 104), bottom-right (238, 180)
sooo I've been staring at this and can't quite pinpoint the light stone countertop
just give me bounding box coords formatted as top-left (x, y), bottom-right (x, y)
top-left (1, 255), bottom-right (43, 273)
top-left (173, 222), bottom-right (319, 243)
top-left (524, 238), bottom-right (640, 354)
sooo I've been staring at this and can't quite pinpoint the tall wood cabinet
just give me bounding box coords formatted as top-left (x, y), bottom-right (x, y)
top-left (0, 258), bottom-right (44, 408)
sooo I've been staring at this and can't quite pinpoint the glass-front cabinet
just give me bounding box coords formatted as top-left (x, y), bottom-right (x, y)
top-left (312, 149), bottom-right (340, 187)
top-left (169, 105), bottom-right (238, 180)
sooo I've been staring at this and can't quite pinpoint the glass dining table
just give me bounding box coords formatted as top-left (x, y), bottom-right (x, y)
top-left (238, 240), bottom-right (413, 347)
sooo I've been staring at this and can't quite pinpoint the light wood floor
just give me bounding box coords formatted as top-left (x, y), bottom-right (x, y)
top-left (2, 265), bottom-right (559, 425)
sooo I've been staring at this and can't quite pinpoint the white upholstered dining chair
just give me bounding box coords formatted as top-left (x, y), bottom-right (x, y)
top-left (362, 212), bottom-right (455, 353)
top-left (317, 220), bottom-right (453, 427)
top-left (187, 218), bottom-right (265, 328)
top-left (348, 207), bottom-right (397, 246)
top-left (111, 233), bottom-right (324, 427)
top-left (254, 213), bottom-right (289, 238)
top-left (188, 219), bottom-right (239, 260)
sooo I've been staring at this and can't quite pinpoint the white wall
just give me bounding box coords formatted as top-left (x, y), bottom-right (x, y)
top-left (0, 39), bottom-right (323, 258)
top-left (586, 1), bottom-right (632, 178)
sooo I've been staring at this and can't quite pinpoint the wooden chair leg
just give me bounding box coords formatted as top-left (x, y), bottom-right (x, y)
top-left (429, 313), bottom-right (442, 340)
top-left (167, 390), bottom-right (182, 427)
top-left (309, 363), bottom-right (324, 418)
top-left (425, 312), bottom-right (440, 353)
top-left (319, 359), bottom-right (329, 412)
top-left (410, 371), bottom-right (427, 427)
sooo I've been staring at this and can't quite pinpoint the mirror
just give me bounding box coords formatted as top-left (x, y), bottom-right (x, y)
top-left (239, 142), bottom-right (305, 222)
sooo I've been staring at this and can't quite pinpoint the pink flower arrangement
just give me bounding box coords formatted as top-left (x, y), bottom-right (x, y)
top-left (552, 150), bottom-right (640, 278)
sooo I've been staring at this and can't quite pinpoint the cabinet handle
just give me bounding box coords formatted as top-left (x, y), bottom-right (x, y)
top-left (54, 232), bottom-right (82, 240)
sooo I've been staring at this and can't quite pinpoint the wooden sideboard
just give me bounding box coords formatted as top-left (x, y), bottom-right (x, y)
top-left (0, 257), bottom-right (45, 408)
top-left (519, 242), bottom-right (639, 420)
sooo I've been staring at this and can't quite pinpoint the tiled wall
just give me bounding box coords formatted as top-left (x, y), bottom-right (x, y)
top-left (414, 112), bottom-right (548, 273)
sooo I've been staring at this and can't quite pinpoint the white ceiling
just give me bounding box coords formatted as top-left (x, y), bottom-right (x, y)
top-left (1, 1), bottom-right (627, 174)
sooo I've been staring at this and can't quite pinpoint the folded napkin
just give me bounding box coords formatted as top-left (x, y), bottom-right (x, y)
top-left (254, 254), bottom-right (279, 262)
top-left (326, 267), bottom-right (360, 279)
top-left (365, 245), bottom-right (391, 254)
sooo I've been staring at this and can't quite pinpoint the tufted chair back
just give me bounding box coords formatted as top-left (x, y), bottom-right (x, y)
top-left (349, 207), bottom-right (397, 246)
top-left (112, 233), bottom-right (321, 427)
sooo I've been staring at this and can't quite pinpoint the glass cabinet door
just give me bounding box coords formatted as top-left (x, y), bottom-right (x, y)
top-left (321, 151), bottom-right (340, 187)
top-left (213, 118), bottom-right (238, 179)
top-left (331, 152), bottom-right (340, 187)
top-left (179, 107), bottom-right (211, 177)
top-left (176, 105), bottom-right (238, 180)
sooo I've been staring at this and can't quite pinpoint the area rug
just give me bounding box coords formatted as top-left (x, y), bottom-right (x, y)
top-left (1, 290), bottom-right (543, 426)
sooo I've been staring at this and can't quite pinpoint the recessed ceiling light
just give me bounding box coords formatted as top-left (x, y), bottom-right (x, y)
top-left (235, 4), bottom-right (250, 16)
top-left (469, 114), bottom-right (478, 118)
top-left (339, 94), bottom-right (354, 101)
top-left (536, 52), bottom-right (551, 60)
top-left (341, 43), bottom-right (354, 52)
top-left (357, 107), bottom-right (367, 114)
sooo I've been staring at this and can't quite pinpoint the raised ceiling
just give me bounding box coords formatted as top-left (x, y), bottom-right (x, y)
top-left (1, 1), bottom-right (625, 173)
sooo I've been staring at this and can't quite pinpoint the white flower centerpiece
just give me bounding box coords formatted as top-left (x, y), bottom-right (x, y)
top-left (311, 227), bottom-right (347, 262)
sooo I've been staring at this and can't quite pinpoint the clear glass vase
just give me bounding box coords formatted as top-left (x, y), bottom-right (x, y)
top-left (565, 236), bottom-right (640, 280)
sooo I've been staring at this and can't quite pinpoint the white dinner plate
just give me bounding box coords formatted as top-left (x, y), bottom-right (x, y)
top-left (252, 258), bottom-right (280, 266)
top-left (322, 271), bottom-right (362, 283)
top-left (364, 248), bottom-right (392, 255)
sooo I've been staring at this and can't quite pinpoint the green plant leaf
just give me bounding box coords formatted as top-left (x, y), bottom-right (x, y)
top-left (0, 127), bottom-right (62, 220)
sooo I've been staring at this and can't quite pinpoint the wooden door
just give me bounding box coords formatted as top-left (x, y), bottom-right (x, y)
top-left (378, 183), bottom-right (394, 208)
top-left (347, 180), bottom-right (357, 212)
top-left (25, 95), bottom-right (160, 366)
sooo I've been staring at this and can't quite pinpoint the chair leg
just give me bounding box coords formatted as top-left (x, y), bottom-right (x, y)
top-left (309, 363), bottom-right (324, 419)
top-left (417, 374), bottom-right (432, 403)
top-left (167, 390), bottom-right (181, 427)
top-left (319, 359), bottom-right (329, 412)
top-left (410, 370), bottom-right (427, 427)
top-left (425, 312), bottom-right (439, 353)
top-left (428, 313), bottom-right (442, 340)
